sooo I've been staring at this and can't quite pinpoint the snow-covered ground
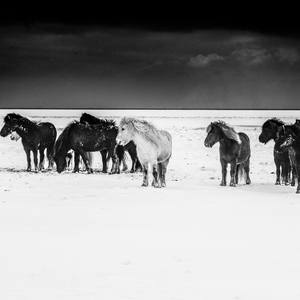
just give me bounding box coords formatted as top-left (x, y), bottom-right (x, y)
top-left (1, 110), bottom-right (300, 300)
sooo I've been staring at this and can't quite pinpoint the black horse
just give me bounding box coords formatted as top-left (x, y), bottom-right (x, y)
top-left (273, 124), bottom-right (297, 186)
top-left (0, 113), bottom-right (57, 171)
top-left (204, 121), bottom-right (251, 186)
top-left (80, 113), bottom-right (141, 173)
top-left (277, 124), bottom-right (300, 193)
top-left (259, 118), bottom-right (292, 185)
top-left (54, 121), bottom-right (120, 174)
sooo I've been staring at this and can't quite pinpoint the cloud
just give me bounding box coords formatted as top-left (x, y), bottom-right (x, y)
top-left (188, 53), bottom-right (224, 67)
top-left (275, 47), bottom-right (300, 64)
top-left (231, 47), bottom-right (272, 65)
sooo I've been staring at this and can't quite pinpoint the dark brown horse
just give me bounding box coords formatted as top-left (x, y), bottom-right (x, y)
top-left (0, 113), bottom-right (57, 171)
top-left (80, 113), bottom-right (141, 173)
top-left (277, 124), bottom-right (300, 193)
top-left (276, 121), bottom-right (300, 194)
top-left (204, 121), bottom-right (251, 187)
top-left (54, 121), bottom-right (120, 174)
top-left (259, 118), bottom-right (292, 185)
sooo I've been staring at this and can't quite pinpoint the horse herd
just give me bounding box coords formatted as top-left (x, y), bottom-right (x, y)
top-left (1, 112), bottom-right (300, 193)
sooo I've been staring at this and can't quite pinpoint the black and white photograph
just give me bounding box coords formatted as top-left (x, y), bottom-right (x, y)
top-left (1, 8), bottom-right (300, 299)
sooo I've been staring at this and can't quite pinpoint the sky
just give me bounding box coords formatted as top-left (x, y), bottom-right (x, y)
top-left (1, 22), bottom-right (300, 109)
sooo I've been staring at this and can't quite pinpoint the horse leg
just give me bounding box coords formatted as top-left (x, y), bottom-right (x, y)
top-left (151, 163), bottom-right (161, 188)
top-left (100, 150), bottom-right (108, 173)
top-left (244, 158), bottom-right (251, 184)
top-left (142, 163), bottom-right (149, 187)
top-left (220, 159), bottom-right (227, 186)
top-left (24, 147), bottom-right (31, 172)
top-left (39, 148), bottom-right (45, 171)
top-left (229, 161), bottom-right (237, 187)
top-left (235, 164), bottom-right (239, 185)
top-left (282, 162), bottom-right (289, 185)
top-left (122, 157), bottom-right (128, 172)
top-left (159, 158), bottom-right (170, 187)
top-left (127, 146), bottom-right (137, 173)
top-left (79, 151), bottom-right (93, 174)
top-left (46, 145), bottom-right (54, 169)
top-left (290, 151), bottom-right (297, 186)
top-left (109, 146), bottom-right (120, 174)
top-left (274, 158), bottom-right (281, 185)
top-left (292, 165), bottom-right (297, 187)
top-left (116, 145), bottom-right (126, 172)
top-left (33, 148), bottom-right (38, 172)
top-left (73, 151), bottom-right (80, 173)
top-left (295, 156), bottom-right (300, 194)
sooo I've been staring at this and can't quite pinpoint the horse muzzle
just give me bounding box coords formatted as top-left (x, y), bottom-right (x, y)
top-left (204, 141), bottom-right (212, 148)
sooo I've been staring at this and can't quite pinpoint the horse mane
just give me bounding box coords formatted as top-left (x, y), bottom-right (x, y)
top-left (119, 117), bottom-right (162, 146)
top-left (4, 113), bottom-right (37, 129)
top-left (55, 121), bottom-right (77, 155)
top-left (266, 118), bottom-right (285, 126)
top-left (209, 120), bottom-right (241, 144)
top-left (80, 113), bottom-right (116, 129)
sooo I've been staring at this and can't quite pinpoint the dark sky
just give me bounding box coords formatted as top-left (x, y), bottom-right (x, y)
top-left (1, 10), bottom-right (300, 109)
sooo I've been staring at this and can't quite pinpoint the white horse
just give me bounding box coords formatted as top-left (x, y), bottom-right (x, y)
top-left (116, 117), bottom-right (172, 187)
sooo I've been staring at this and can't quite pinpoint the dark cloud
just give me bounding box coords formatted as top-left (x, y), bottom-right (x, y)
top-left (188, 53), bottom-right (224, 67)
top-left (0, 25), bottom-right (300, 109)
top-left (231, 47), bottom-right (272, 65)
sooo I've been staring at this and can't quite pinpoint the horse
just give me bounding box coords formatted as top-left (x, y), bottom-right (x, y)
top-left (54, 121), bottom-right (120, 174)
top-left (80, 113), bottom-right (142, 173)
top-left (116, 117), bottom-right (172, 187)
top-left (204, 121), bottom-right (251, 187)
top-left (0, 113), bottom-right (57, 171)
top-left (273, 124), bottom-right (297, 186)
top-left (259, 118), bottom-right (292, 185)
top-left (276, 124), bottom-right (300, 193)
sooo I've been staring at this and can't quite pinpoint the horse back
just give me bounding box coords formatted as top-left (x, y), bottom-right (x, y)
top-left (37, 122), bottom-right (57, 145)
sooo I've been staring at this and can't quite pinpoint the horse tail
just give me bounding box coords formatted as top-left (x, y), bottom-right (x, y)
top-left (238, 164), bottom-right (245, 183)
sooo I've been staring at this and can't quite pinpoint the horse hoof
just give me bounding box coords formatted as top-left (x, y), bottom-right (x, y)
top-left (275, 182), bottom-right (280, 185)
top-left (152, 181), bottom-right (161, 188)
top-left (220, 182), bottom-right (226, 186)
top-left (246, 179), bottom-right (251, 185)
top-left (230, 183), bottom-right (236, 187)
top-left (142, 183), bottom-right (148, 187)
top-left (291, 182), bottom-right (296, 187)
top-left (296, 189), bottom-right (300, 194)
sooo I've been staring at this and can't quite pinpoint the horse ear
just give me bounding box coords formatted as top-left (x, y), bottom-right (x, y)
top-left (206, 124), bottom-right (212, 133)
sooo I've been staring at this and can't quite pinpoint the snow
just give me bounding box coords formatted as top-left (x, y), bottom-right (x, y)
top-left (1, 110), bottom-right (300, 300)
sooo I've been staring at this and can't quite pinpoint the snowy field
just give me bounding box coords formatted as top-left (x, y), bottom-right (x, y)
top-left (1, 109), bottom-right (300, 300)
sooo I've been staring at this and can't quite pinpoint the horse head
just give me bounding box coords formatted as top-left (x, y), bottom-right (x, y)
top-left (204, 122), bottom-right (221, 147)
top-left (0, 113), bottom-right (23, 137)
top-left (53, 123), bottom-right (75, 173)
top-left (259, 118), bottom-right (284, 144)
top-left (116, 118), bottom-right (136, 146)
top-left (53, 144), bottom-right (67, 173)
